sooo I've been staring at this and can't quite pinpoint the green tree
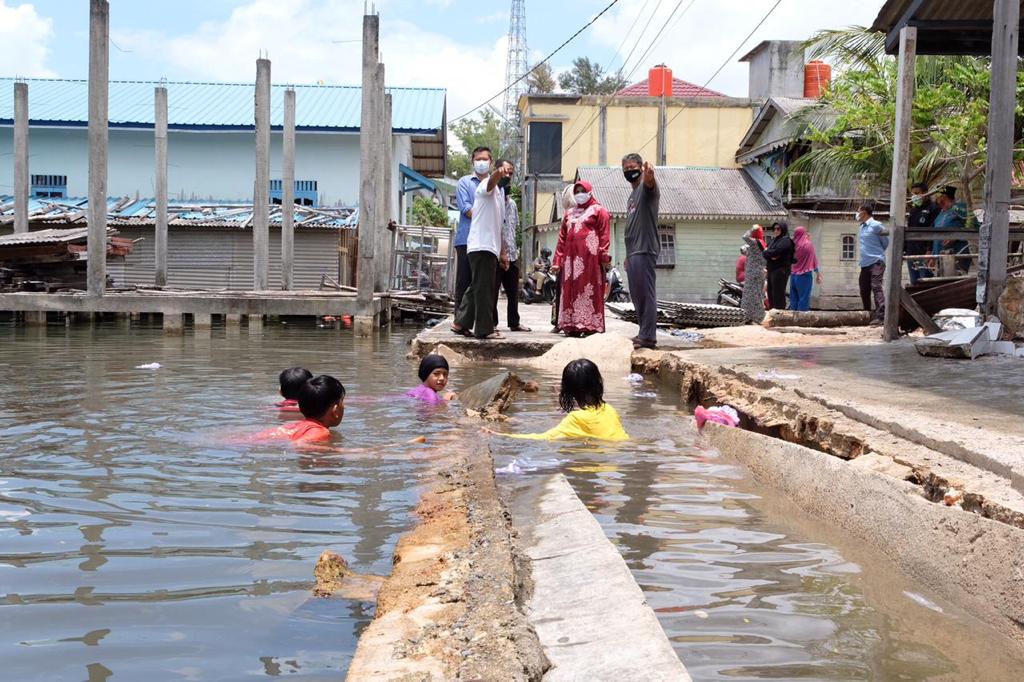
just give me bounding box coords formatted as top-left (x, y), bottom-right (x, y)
top-left (527, 62), bottom-right (557, 94)
top-left (446, 110), bottom-right (507, 179)
top-left (557, 57), bottom-right (628, 95)
top-left (781, 26), bottom-right (1024, 213)
top-left (411, 196), bottom-right (451, 228)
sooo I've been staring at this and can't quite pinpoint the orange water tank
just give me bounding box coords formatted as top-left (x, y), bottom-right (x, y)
top-left (648, 65), bottom-right (673, 97)
top-left (804, 61), bottom-right (832, 98)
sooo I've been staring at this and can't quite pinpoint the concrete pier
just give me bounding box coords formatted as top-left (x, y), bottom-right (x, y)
top-left (24, 311), bottom-right (46, 327)
top-left (13, 81), bottom-right (28, 234)
top-left (247, 314), bottom-right (264, 332)
top-left (162, 313), bottom-right (184, 335)
top-left (357, 14), bottom-right (381, 325)
top-left (281, 88), bottom-right (296, 290)
top-left (154, 85), bottom-right (169, 287)
top-left (225, 313), bottom-right (242, 327)
top-left (87, 0), bottom-right (110, 296)
top-left (253, 57), bottom-right (271, 290)
top-left (192, 312), bottom-right (212, 330)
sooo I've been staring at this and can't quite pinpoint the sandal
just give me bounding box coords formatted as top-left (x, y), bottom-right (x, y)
top-left (509, 325), bottom-right (532, 332)
top-left (479, 332), bottom-right (505, 340)
top-left (450, 325), bottom-right (472, 337)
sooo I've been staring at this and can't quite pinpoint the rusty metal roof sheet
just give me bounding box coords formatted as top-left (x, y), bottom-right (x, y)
top-left (0, 227), bottom-right (91, 245)
top-left (575, 166), bottom-right (786, 221)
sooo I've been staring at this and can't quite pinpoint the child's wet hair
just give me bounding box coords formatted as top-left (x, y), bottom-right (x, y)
top-left (298, 375), bottom-right (346, 419)
top-left (418, 354), bottom-right (450, 382)
top-left (558, 359), bottom-right (604, 413)
top-left (279, 367), bottom-right (313, 400)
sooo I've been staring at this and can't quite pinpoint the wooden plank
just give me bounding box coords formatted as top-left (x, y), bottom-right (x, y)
top-left (899, 288), bottom-right (940, 334)
top-left (883, 26), bottom-right (917, 342)
top-left (978, 0), bottom-right (1020, 313)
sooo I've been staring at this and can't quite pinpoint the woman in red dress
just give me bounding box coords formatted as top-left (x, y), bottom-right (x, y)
top-left (551, 180), bottom-right (611, 336)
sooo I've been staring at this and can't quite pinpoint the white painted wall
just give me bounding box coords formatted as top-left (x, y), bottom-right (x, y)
top-left (0, 126), bottom-right (413, 209)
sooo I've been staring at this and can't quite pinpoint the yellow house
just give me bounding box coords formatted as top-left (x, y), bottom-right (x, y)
top-left (518, 69), bottom-right (757, 234)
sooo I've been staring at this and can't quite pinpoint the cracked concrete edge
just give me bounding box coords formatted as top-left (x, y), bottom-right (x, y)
top-left (634, 350), bottom-right (1024, 530)
top-left (346, 439), bottom-right (548, 682)
top-left (518, 474), bottom-right (691, 682)
top-left (704, 425), bottom-right (1024, 650)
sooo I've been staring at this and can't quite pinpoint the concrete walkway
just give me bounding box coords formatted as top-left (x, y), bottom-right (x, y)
top-left (669, 341), bottom-right (1024, 492)
top-left (511, 474), bottom-right (691, 682)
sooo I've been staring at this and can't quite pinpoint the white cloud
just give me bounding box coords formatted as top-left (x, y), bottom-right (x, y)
top-left (0, 1), bottom-right (56, 77)
top-left (588, 0), bottom-right (882, 97)
top-left (110, 0), bottom-right (509, 121)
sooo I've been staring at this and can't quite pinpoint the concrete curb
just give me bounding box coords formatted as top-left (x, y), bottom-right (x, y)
top-left (516, 474), bottom-right (691, 682)
top-left (704, 424), bottom-right (1024, 650)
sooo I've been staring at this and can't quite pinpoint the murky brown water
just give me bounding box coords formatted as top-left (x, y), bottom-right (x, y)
top-left (493, 371), bottom-right (1024, 681)
top-left (3, 319), bottom-right (1022, 681)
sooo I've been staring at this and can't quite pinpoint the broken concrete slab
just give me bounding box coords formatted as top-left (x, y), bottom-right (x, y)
top-left (513, 474), bottom-right (690, 681)
top-left (457, 371), bottom-right (525, 419)
top-left (849, 452), bottom-right (915, 480)
top-left (915, 326), bottom-right (988, 359)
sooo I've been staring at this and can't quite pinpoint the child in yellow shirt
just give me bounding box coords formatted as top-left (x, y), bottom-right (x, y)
top-left (500, 358), bottom-right (628, 441)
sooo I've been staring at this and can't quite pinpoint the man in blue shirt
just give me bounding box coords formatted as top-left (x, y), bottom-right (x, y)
top-left (454, 147), bottom-right (493, 308)
top-left (932, 185), bottom-right (971, 275)
top-left (857, 204), bottom-right (889, 325)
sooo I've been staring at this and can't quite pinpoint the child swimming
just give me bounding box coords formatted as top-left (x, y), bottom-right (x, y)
top-left (255, 375), bottom-right (346, 444)
top-left (406, 354), bottom-right (456, 404)
top-left (275, 367), bottom-right (312, 412)
top-left (498, 358), bottom-right (627, 441)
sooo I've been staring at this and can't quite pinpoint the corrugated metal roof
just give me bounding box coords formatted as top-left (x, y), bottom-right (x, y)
top-left (576, 166), bottom-right (786, 221)
top-left (0, 227), bottom-right (91, 245)
top-left (0, 78), bottom-right (445, 133)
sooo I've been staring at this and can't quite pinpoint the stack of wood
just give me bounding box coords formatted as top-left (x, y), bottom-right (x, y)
top-left (390, 290), bottom-right (454, 317)
top-left (0, 228), bottom-right (133, 292)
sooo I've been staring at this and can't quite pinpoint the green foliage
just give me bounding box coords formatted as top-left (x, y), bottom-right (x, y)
top-left (411, 196), bottom-right (451, 228)
top-left (557, 57), bottom-right (627, 95)
top-left (446, 110), bottom-right (509, 180)
top-left (782, 26), bottom-right (1024, 210)
top-left (527, 62), bottom-right (557, 94)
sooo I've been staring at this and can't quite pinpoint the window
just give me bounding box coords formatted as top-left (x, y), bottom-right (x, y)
top-left (270, 179), bottom-right (318, 206)
top-left (841, 234), bottom-right (856, 261)
top-left (527, 121), bottom-right (562, 176)
top-left (31, 174), bottom-right (67, 198)
top-left (656, 225), bottom-right (676, 267)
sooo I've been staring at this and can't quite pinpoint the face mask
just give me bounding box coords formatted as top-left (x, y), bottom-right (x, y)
top-left (911, 195), bottom-right (923, 207)
top-left (574, 192), bottom-right (590, 205)
top-left (623, 169), bottom-right (642, 183)
top-left (498, 176), bottom-right (511, 189)
top-left (473, 159), bottom-right (491, 175)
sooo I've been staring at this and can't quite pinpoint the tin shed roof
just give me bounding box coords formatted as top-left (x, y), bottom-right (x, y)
top-left (575, 166), bottom-right (786, 221)
top-left (0, 78), bottom-right (445, 134)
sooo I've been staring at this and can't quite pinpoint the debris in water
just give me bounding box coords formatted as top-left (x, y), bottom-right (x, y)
top-left (694, 610), bottom-right (709, 619)
top-left (626, 373), bottom-right (645, 384)
top-left (633, 391), bottom-right (658, 399)
top-left (694, 405), bottom-right (740, 430)
top-left (496, 458), bottom-right (536, 475)
top-left (135, 362), bottom-right (161, 370)
top-left (903, 591), bottom-right (944, 613)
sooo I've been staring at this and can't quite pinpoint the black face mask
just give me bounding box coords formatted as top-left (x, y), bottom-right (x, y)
top-left (624, 169), bottom-right (642, 183)
top-left (498, 177), bottom-right (511, 189)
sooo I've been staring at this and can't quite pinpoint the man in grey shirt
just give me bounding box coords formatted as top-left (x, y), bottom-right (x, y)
top-left (622, 152), bottom-right (660, 349)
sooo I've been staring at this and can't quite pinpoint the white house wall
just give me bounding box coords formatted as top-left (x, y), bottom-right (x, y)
top-left (0, 126), bottom-right (413, 209)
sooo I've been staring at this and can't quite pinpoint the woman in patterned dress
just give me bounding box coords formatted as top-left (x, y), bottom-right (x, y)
top-left (551, 180), bottom-right (611, 336)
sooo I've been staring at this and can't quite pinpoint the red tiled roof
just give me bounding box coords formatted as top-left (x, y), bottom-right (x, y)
top-left (616, 77), bottom-right (724, 98)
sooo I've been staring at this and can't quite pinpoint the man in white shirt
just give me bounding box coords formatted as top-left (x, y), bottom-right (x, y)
top-left (451, 159), bottom-right (513, 339)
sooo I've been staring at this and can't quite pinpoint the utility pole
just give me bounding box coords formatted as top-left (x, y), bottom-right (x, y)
top-left (281, 88), bottom-right (296, 290)
top-left (87, 0), bottom-right (109, 297)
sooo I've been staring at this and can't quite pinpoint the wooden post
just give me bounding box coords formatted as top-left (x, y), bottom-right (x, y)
top-left (281, 88), bottom-right (296, 290)
top-left (87, 0), bottom-right (110, 297)
top-left (357, 14), bottom-right (381, 320)
top-left (978, 0), bottom-right (1020, 314)
top-left (154, 85), bottom-right (168, 287)
top-left (882, 26), bottom-right (916, 342)
top-left (13, 82), bottom-right (28, 234)
top-left (253, 57), bottom-right (271, 291)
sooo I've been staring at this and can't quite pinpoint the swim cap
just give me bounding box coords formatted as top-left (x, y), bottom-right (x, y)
top-left (418, 354), bottom-right (450, 382)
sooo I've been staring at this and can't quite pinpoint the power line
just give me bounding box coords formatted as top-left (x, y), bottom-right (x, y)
top-left (450, 0), bottom-right (622, 124)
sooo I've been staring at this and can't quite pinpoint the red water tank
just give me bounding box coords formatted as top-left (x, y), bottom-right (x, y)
top-left (804, 60), bottom-right (832, 98)
top-left (648, 65), bottom-right (673, 97)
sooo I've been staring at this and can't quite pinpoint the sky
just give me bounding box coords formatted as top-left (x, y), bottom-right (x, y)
top-left (5, 0), bottom-right (883, 123)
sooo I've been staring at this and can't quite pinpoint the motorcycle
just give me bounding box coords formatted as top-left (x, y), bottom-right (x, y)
top-left (605, 267), bottom-right (630, 302)
top-left (716, 278), bottom-right (743, 307)
top-left (520, 269), bottom-right (558, 304)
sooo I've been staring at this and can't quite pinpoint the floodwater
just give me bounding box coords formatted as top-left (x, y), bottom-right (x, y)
top-left (494, 369), bottom-right (1024, 681)
top-left (3, 320), bottom-right (1022, 682)
top-left (0, 320), bottom-right (451, 681)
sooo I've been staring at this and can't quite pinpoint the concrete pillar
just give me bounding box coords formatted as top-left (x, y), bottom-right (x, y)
top-left (163, 313), bottom-right (184, 335)
top-left (882, 27), bottom-right (916, 342)
top-left (247, 314), bottom-right (264, 332)
top-left (13, 81), bottom-right (29, 234)
top-left (225, 313), bottom-right (242, 326)
top-left (353, 315), bottom-right (375, 336)
top-left (253, 58), bottom-right (271, 291)
top-left (87, 0), bottom-right (110, 297)
top-left (379, 90), bottom-right (393, 292)
top-left (978, 0), bottom-right (1020, 314)
top-left (154, 86), bottom-right (168, 288)
top-left (192, 312), bottom-right (212, 329)
top-left (357, 14), bottom-right (381, 316)
top-left (24, 311), bottom-right (47, 327)
top-left (281, 88), bottom-right (296, 290)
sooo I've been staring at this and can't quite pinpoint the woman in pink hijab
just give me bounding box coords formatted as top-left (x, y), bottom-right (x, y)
top-left (789, 226), bottom-right (822, 311)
